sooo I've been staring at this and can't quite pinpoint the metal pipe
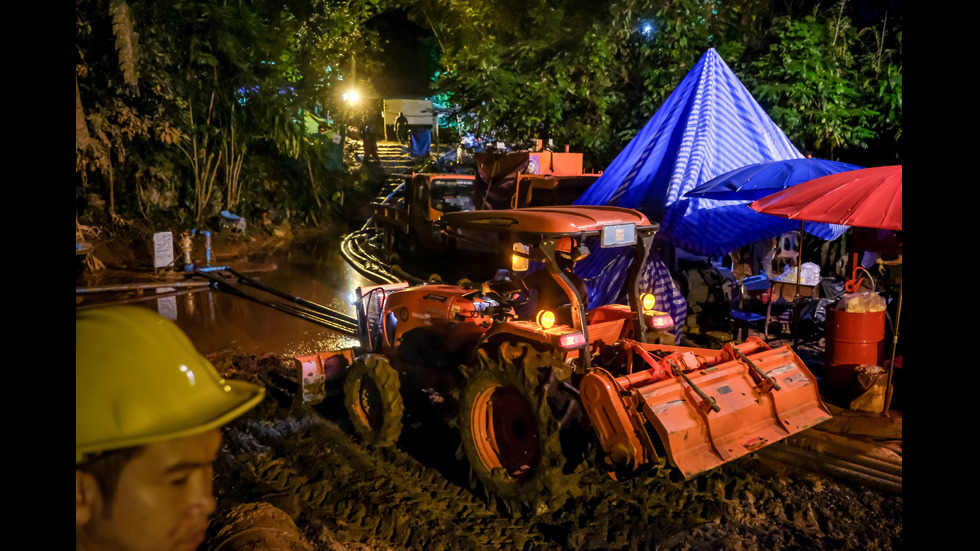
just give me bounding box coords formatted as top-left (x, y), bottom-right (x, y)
top-left (757, 443), bottom-right (901, 496)
top-left (192, 229), bottom-right (213, 267)
top-left (195, 269), bottom-right (360, 336)
top-left (883, 277), bottom-right (902, 416)
top-left (76, 280), bottom-right (212, 294)
top-left (224, 268), bottom-right (359, 326)
top-left (732, 346), bottom-right (781, 392)
top-left (626, 230), bottom-right (656, 342)
top-left (180, 232), bottom-right (194, 271)
top-left (213, 281), bottom-right (359, 336)
top-left (75, 285), bottom-right (210, 310)
top-left (669, 359), bottom-right (720, 413)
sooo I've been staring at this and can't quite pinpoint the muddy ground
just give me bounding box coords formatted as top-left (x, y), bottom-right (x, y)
top-left (205, 352), bottom-right (902, 551)
top-left (77, 228), bottom-right (902, 551)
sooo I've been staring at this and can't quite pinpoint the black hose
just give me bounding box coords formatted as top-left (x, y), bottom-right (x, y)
top-left (224, 268), bottom-right (358, 326)
top-left (339, 231), bottom-right (402, 284)
top-left (196, 270), bottom-right (360, 337)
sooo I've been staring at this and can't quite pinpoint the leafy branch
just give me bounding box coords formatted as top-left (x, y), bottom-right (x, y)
top-left (176, 98), bottom-right (223, 223)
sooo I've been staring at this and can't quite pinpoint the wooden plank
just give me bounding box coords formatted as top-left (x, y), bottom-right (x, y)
top-left (757, 443), bottom-right (902, 495)
top-left (785, 431), bottom-right (902, 476)
top-left (817, 404), bottom-right (903, 440)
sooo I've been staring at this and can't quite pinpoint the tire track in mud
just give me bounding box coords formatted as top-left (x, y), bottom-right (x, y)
top-left (217, 396), bottom-right (550, 550)
top-left (211, 357), bottom-right (902, 551)
top-left (218, 396), bottom-right (743, 550)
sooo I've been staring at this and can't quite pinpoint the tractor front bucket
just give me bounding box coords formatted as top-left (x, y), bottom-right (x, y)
top-left (582, 337), bottom-right (831, 479)
top-left (293, 349), bottom-right (355, 406)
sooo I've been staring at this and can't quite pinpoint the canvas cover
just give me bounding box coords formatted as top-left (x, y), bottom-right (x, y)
top-left (472, 152), bottom-right (530, 209)
top-left (409, 129), bottom-right (432, 157)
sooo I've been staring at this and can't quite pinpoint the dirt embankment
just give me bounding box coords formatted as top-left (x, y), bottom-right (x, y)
top-left (78, 222), bottom-right (325, 275)
top-left (205, 354), bottom-right (902, 551)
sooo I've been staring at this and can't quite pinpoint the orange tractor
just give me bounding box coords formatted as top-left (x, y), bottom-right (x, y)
top-left (299, 206), bottom-right (831, 513)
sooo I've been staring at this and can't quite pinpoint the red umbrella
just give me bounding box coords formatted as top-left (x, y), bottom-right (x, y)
top-left (749, 165), bottom-right (901, 231)
top-left (750, 165), bottom-right (902, 416)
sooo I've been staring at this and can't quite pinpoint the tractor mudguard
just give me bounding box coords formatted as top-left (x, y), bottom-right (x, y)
top-left (581, 338), bottom-right (831, 479)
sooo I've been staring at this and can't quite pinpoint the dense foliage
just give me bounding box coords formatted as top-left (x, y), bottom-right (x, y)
top-left (401, 0), bottom-right (901, 169)
top-left (76, 0), bottom-right (901, 232)
top-left (76, 0), bottom-right (384, 230)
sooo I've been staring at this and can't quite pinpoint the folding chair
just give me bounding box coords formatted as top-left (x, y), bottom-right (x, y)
top-left (729, 274), bottom-right (771, 341)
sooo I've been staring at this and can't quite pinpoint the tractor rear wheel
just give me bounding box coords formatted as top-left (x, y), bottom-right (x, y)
top-left (343, 355), bottom-right (403, 447)
top-left (457, 343), bottom-right (569, 515)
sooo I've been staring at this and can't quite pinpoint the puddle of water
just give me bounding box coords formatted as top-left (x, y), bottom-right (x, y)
top-left (80, 236), bottom-right (375, 359)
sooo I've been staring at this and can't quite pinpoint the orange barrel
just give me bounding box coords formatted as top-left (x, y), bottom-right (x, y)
top-left (823, 309), bottom-right (886, 391)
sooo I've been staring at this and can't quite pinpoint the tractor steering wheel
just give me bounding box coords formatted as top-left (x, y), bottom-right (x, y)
top-left (479, 275), bottom-right (530, 321)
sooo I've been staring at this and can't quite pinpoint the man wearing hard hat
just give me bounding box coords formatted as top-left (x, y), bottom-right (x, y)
top-left (76, 306), bottom-right (266, 551)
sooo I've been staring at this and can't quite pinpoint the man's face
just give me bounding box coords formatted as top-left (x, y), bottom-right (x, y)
top-left (77, 429), bottom-right (222, 551)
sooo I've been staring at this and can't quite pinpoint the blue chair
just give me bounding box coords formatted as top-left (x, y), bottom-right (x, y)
top-left (730, 274), bottom-right (771, 340)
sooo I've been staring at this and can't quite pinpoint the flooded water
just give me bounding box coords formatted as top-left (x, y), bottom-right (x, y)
top-left (79, 234), bottom-right (374, 360)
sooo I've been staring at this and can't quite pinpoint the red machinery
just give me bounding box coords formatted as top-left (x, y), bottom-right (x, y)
top-left (298, 206), bottom-right (831, 513)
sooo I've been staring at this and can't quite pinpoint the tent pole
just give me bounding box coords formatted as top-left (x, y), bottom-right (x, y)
top-left (792, 220), bottom-right (803, 347)
top-left (882, 276), bottom-right (902, 416)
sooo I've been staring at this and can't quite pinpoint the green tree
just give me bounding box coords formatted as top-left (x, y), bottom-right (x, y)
top-left (396, 0), bottom-right (780, 168)
top-left (857, 15), bottom-right (902, 164)
top-left (397, 0), bottom-right (638, 168)
top-left (76, 0), bottom-right (900, 235)
top-left (746, 1), bottom-right (879, 160)
top-left (605, 0), bottom-right (773, 156)
top-left (397, 0), bottom-right (899, 168)
top-left (76, 0), bottom-right (382, 228)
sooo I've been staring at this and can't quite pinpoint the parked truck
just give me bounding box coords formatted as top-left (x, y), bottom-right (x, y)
top-left (369, 150), bottom-right (600, 267)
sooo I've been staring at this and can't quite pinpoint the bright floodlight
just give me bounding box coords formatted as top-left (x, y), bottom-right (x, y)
top-left (343, 90), bottom-right (360, 104)
top-left (639, 20), bottom-right (657, 39)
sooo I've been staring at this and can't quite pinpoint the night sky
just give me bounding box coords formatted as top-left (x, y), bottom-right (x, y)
top-left (366, 10), bottom-right (438, 98)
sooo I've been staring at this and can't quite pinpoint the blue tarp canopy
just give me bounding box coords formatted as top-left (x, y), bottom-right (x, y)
top-left (572, 48), bottom-right (848, 318)
top-left (575, 49), bottom-right (804, 222)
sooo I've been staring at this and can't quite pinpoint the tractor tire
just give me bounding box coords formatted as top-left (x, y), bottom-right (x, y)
top-left (343, 355), bottom-right (404, 447)
top-left (457, 342), bottom-right (570, 516)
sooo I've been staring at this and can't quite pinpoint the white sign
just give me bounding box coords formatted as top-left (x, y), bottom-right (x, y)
top-left (153, 232), bottom-right (174, 270)
top-left (156, 291), bottom-right (177, 320)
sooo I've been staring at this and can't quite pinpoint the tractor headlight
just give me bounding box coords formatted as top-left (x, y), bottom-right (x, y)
top-left (641, 293), bottom-right (656, 311)
top-left (536, 310), bottom-right (556, 329)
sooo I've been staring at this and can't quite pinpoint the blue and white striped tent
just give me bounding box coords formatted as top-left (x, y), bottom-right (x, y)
top-left (572, 48), bottom-right (847, 325)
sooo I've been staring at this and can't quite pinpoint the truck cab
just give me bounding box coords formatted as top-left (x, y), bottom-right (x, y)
top-left (372, 173), bottom-right (476, 253)
top-left (370, 150), bottom-right (600, 262)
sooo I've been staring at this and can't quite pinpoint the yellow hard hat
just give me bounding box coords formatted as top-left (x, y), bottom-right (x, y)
top-left (76, 306), bottom-right (265, 463)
